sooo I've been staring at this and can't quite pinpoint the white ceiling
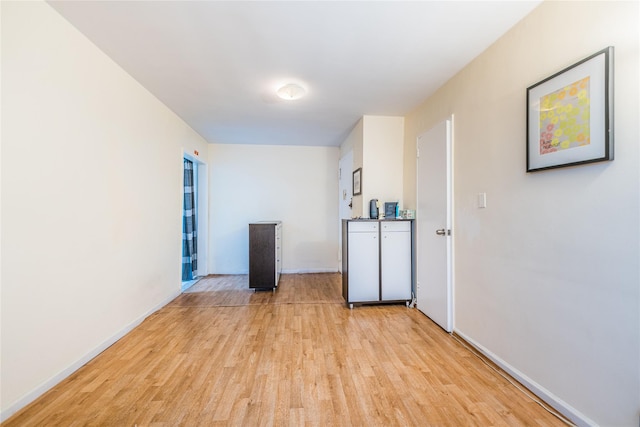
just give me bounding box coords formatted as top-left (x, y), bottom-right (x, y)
top-left (48, 1), bottom-right (541, 147)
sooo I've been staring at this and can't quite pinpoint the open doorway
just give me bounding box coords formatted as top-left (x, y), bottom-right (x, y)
top-left (182, 153), bottom-right (208, 291)
top-left (338, 150), bottom-right (353, 269)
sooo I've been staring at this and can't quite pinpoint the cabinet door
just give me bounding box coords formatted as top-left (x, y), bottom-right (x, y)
top-left (381, 226), bottom-right (412, 301)
top-left (249, 224), bottom-right (276, 289)
top-left (347, 230), bottom-right (380, 302)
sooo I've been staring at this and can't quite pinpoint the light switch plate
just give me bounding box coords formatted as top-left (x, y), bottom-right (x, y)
top-left (478, 192), bottom-right (487, 208)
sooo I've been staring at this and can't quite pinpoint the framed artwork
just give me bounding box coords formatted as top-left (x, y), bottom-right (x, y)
top-left (526, 46), bottom-right (614, 172)
top-left (352, 168), bottom-right (362, 196)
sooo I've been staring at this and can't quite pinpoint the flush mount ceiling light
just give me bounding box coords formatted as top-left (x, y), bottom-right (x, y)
top-left (276, 83), bottom-right (306, 100)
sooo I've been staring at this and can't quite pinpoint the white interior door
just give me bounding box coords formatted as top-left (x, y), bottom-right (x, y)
top-left (416, 118), bottom-right (453, 332)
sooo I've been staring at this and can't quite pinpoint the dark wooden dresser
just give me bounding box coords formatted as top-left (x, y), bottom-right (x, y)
top-left (248, 221), bottom-right (282, 290)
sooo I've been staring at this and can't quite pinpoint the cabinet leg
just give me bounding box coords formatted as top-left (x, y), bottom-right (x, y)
top-left (349, 303), bottom-right (353, 310)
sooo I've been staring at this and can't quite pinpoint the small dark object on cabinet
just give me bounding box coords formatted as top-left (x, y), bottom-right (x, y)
top-left (369, 199), bottom-right (379, 219)
top-left (385, 202), bottom-right (398, 218)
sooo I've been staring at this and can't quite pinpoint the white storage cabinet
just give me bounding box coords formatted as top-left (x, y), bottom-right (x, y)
top-left (342, 219), bottom-right (413, 308)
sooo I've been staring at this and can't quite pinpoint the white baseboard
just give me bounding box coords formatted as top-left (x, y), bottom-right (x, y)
top-left (281, 268), bottom-right (339, 274)
top-left (181, 277), bottom-right (201, 292)
top-left (206, 270), bottom-right (341, 275)
top-left (453, 329), bottom-right (597, 427)
top-left (0, 290), bottom-right (181, 423)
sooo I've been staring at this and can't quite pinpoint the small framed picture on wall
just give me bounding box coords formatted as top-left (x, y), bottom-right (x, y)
top-left (352, 168), bottom-right (362, 196)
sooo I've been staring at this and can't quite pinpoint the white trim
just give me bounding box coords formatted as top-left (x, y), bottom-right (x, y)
top-left (214, 269), bottom-right (340, 275)
top-left (453, 329), bottom-right (597, 427)
top-left (281, 268), bottom-right (340, 274)
top-left (181, 277), bottom-right (201, 292)
top-left (0, 290), bottom-right (181, 423)
top-left (445, 115), bottom-right (454, 332)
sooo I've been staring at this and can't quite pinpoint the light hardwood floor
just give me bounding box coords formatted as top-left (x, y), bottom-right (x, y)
top-left (3, 273), bottom-right (569, 426)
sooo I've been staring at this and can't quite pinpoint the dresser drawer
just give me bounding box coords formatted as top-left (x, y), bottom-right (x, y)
top-left (381, 221), bottom-right (411, 232)
top-left (348, 221), bottom-right (378, 232)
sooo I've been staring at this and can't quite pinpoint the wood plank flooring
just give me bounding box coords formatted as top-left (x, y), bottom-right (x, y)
top-left (3, 273), bottom-right (569, 426)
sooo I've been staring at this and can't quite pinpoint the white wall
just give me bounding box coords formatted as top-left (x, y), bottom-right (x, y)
top-left (403, 2), bottom-right (639, 426)
top-left (342, 119), bottom-right (364, 217)
top-left (0, 1), bottom-right (208, 420)
top-left (208, 144), bottom-right (340, 274)
top-left (361, 116), bottom-right (404, 217)
top-left (342, 116), bottom-right (404, 218)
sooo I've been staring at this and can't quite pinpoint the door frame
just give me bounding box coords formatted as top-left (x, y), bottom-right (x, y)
top-left (415, 115), bottom-right (454, 332)
top-left (338, 150), bottom-right (354, 269)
